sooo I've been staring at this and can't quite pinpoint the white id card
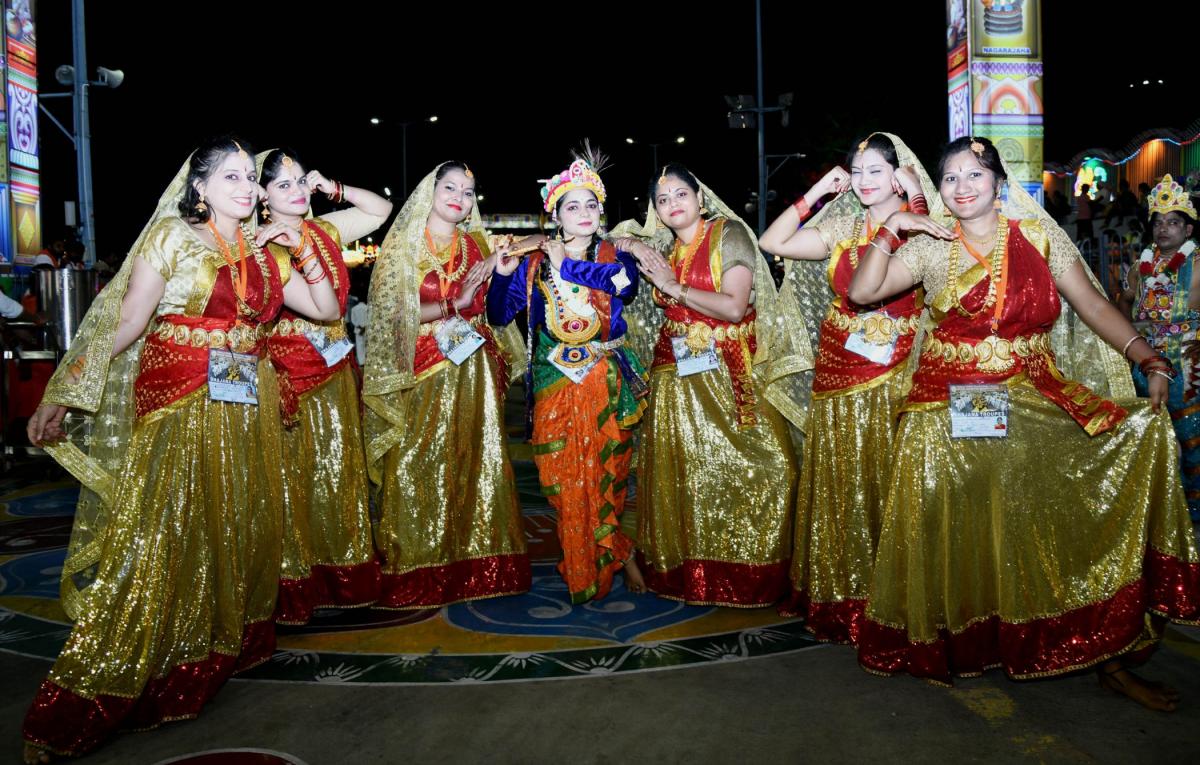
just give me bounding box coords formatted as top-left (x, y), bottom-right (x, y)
top-left (304, 327), bottom-right (354, 367)
top-left (949, 383), bottom-right (1009, 438)
top-left (843, 311), bottom-right (897, 364)
top-left (435, 315), bottom-right (485, 365)
top-left (548, 343), bottom-right (600, 384)
top-left (844, 331), bottom-right (896, 365)
top-left (671, 335), bottom-right (720, 377)
top-left (208, 349), bottom-right (259, 405)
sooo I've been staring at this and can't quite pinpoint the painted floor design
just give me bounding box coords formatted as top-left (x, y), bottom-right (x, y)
top-left (0, 460), bottom-right (821, 684)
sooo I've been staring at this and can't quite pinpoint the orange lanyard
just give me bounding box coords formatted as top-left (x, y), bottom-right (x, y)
top-left (957, 222), bottom-right (1009, 333)
top-left (208, 219), bottom-right (249, 314)
top-left (424, 228), bottom-right (462, 301)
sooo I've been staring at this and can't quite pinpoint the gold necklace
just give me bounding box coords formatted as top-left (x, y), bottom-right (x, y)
top-left (671, 218), bottom-right (709, 286)
top-left (423, 228), bottom-right (469, 293)
top-left (847, 213), bottom-right (881, 268)
top-left (947, 214), bottom-right (1009, 326)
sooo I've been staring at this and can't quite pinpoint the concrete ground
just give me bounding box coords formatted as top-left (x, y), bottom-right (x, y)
top-left (4, 628), bottom-right (1198, 764)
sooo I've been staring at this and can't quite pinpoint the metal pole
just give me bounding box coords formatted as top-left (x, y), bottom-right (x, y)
top-left (72, 0), bottom-right (96, 265)
top-left (38, 102), bottom-right (75, 145)
top-left (755, 0), bottom-right (767, 235)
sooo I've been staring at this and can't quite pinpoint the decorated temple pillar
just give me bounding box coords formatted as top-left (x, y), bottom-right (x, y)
top-left (947, 0), bottom-right (1044, 203)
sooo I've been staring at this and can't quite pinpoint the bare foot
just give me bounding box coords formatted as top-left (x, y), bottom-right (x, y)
top-left (1098, 663), bottom-right (1181, 712)
top-left (23, 743), bottom-right (52, 764)
top-left (623, 557), bottom-right (647, 594)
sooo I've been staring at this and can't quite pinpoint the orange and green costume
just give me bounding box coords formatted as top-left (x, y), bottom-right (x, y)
top-left (487, 242), bottom-right (647, 603)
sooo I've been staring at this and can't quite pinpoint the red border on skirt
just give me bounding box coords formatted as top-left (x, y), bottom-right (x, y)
top-left (275, 559), bottom-right (383, 624)
top-left (858, 549), bottom-right (1200, 682)
top-left (23, 620), bottom-right (275, 757)
top-left (779, 588), bottom-right (867, 644)
top-left (377, 553), bottom-right (531, 609)
top-left (637, 552), bottom-right (789, 607)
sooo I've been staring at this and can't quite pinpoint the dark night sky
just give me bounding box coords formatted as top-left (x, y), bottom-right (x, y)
top-left (30, 1), bottom-right (1200, 255)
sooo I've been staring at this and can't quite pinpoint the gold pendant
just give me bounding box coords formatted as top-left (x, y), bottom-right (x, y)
top-left (862, 314), bottom-right (897, 345)
top-left (685, 322), bottom-right (714, 354)
top-left (974, 335), bottom-right (1015, 374)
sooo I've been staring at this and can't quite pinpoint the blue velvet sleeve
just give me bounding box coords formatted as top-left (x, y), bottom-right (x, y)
top-left (486, 258), bottom-right (529, 326)
top-left (558, 249), bottom-right (639, 302)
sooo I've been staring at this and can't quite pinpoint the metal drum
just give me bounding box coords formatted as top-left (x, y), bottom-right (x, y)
top-left (35, 269), bottom-right (100, 352)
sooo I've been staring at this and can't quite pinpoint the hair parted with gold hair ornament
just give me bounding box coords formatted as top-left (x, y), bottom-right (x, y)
top-left (857, 132), bottom-right (882, 155)
top-left (281, 155), bottom-right (294, 168)
top-left (463, 164), bottom-right (474, 178)
top-left (969, 139), bottom-right (985, 157)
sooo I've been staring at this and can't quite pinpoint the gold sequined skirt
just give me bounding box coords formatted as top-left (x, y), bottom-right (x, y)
top-left (374, 349), bottom-right (528, 607)
top-left (862, 379), bottom-right (1200, 677)
top-left (784, 367), bottom-right (908, 640)
top-left (47, 360), bottom-right (284, 700)
top-left (636, 364), bottom-right (797, 606)
top-left (277, 365), bottom-right (379, 621)
top-left (280, 365), bottom-right (374, 578)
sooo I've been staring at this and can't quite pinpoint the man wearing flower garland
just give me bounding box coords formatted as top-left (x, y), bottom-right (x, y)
top-left (1119, 174), bottom-right (1200, 521)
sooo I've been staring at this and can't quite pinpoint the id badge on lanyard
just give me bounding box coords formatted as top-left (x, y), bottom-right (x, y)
top-left (843, 311), bottom-right (896, 365)
top-left (548, 342), bottom-right (601, 384)
top-left (671, 335), bottom-right (720, 377)
top-left (304, 326), bottom-right (354, 367)
top-left (948, 383), bottom-right (1008, 438)
top-left (208, 348), bottom-right (259, 405)
top-left (435, 315), bottom-right (485, 365)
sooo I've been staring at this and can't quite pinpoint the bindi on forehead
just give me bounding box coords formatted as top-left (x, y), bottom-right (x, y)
top-left (948, 152), bottom-right (986, 172)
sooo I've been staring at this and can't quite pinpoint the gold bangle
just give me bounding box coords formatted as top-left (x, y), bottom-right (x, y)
top-left (1121, 334), bottom-right (1142, 360)
top-left (866, 240), bottom-right (892, 257)
top-left (679, 284), bottom-right (690, 307)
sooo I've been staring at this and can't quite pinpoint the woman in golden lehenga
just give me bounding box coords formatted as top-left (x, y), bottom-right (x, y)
top-left (363, 162), bottom-right (530, 609)
top-left (21, 136), bottom-right (340, 761)
top-left (259, 149), bottom-right (391, 624)
top-left (760, 133), bottom-right (938, 642)
top-left (849, 136), bottom-right (1199, 708)
top-left (612, 164), bottom-right (813, 607)
top-left (488, 151), bottom-right (648, 603)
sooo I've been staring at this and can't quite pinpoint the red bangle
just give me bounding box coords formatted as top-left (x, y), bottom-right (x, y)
top-left (1138, 354), bottom-right (1175, 378)
top-left (792, 196), bottom-right (812, 221)
top-left (873, 226), bottom-right (902, 254)
top-left (327, 181), bottom-right (344, 204)
top-left (303, 269), bottom-right (326, 285)
top-left (909, 194), bottom-right (928, 216)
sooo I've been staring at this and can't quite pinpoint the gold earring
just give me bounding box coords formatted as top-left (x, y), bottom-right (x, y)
top-left (260, 198), bottom-right (272, 222)
top-left (196, 195), bottom-right (208, 214)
